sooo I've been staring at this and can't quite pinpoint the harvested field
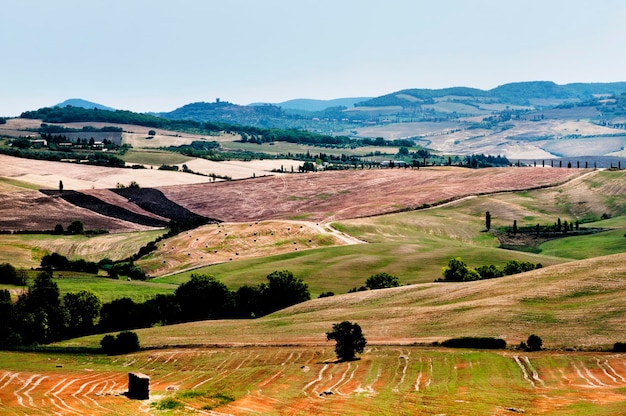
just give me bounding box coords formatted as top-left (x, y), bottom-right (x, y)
top-left (137, 220), bottom-right (354, 276)
top-left (160, 167), bottom-right (586, 223)
top-left (0, 154), bottom-right (216, 190)
top-left (3, 347), bottom-right (623, 415)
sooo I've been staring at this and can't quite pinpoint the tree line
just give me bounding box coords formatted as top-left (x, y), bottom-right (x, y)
top-left (0, 270), bottom-right (310, 347)
top-left (440, 257), bottom-right (542, 282)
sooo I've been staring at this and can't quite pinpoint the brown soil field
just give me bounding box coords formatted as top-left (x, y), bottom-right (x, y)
top-left (160, 167), bottom-right (585, 223)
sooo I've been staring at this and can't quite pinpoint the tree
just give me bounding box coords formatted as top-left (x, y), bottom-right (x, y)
top-left (58, 180), bottom-right (63, 194)
top-left (148, 130), bottom-right (156, 136)
top-left (14, 272), bottom-right (65, 344)
top-left (40, 252), bottom-right (70, 271)
top-left (365, 272), bottom-right (401, 290)
top-left (53, 224), bottom-right (64, 234)
top-left (326, 321), bottom-right (367, 361)
top-left (526, 334), bottom-right (543, 351)
top-left (67, 220), bottom-right (84, 234)
top-left (485, 211), bottom-right (491, 231)
top-left (260, 270), bottom-right (310, 314)
top-left (175, 274), bottom-right (233, 321)
top-left (63, 290), bottom-right (102, 336)
top-left (0, 263), bottom-right (17, 285)
top-left (512, 219), bottom-right (517, 234)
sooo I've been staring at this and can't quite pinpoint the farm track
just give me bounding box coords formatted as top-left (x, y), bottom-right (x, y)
top-left (1, 348), bottom-right (626, 415)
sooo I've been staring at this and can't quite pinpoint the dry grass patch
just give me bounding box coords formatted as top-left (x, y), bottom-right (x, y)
top-left (138, 220), bottom-right (350, 276)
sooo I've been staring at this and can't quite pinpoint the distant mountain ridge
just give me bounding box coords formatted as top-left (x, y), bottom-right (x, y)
top-left (54, 98), bottom-right (115, 111)
top-left (356, 81), bottom-right (626, 107)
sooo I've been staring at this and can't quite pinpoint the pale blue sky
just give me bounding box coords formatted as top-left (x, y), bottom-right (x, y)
top-left (1, 0), bottom-right (625, 116)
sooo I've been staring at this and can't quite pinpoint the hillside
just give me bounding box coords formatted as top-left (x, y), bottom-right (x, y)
top-left (60, 252), bottom-right (626, 349)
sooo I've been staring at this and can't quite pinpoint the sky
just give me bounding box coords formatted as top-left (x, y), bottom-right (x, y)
top-left (1, 0), bottom-right (626, 116)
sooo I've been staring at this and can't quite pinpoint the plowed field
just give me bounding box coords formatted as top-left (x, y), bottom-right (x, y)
top-left (160, 167), bottom-right (585, 222)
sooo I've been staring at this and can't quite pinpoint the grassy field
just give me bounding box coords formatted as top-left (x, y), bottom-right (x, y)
top-left (120, 149), bottom-right (193, 166)
top-left (61, 252), bottom-right (626, 350)
top-left (53, 275), bottom-right (177, 303)
top-left (155, 239), bottom-right (567, 296)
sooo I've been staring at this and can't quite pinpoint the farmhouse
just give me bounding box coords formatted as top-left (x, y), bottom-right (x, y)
top-left (63, 131), bottom-right (122, 146)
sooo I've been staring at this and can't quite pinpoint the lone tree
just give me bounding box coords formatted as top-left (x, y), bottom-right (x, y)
top-left (485, 211), bottom-right (491, 231)
top-left (526, 334), bottom-right (543, 351)
top-left (326, 321), bottom-right (367, 361)
top-left (58, 180), bottom-right (63, 194)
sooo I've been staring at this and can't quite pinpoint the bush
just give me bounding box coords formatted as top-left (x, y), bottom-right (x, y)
top-left (365, 272), bottom-right (401, 289)
top-left (441, 258), bottom-right (475, 281)
top-left (100, 331), bottom-right (141, 355)
top-left (441, 337), bottom-right (507, 349)
top-left (318, 291), bottom-right (335, 298)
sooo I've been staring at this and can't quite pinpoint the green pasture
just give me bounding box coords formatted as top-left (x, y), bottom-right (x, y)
top-left (539, 228), bottom-right (626, 260)
top-left (1, 272), bottom-right (176, 303)
top-left (54, 275), bottom-right (176, 303)
top-left (120, 148), bottom-right (193, 166)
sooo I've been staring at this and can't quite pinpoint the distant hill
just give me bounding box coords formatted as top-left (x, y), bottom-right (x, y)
top-left (250, 97), bottom-right (372, 112)
top-left (54, 98), bottom-right (115, 111)
top-left (357, 81), bottom-right (626, 107)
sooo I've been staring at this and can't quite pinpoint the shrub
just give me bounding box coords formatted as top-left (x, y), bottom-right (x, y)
top-left (365, 272), bottom-right (401, 289)
top-left (318, 291), bottom-right (335, 298)
top-left (441, 337), bottom-right (507, 349)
